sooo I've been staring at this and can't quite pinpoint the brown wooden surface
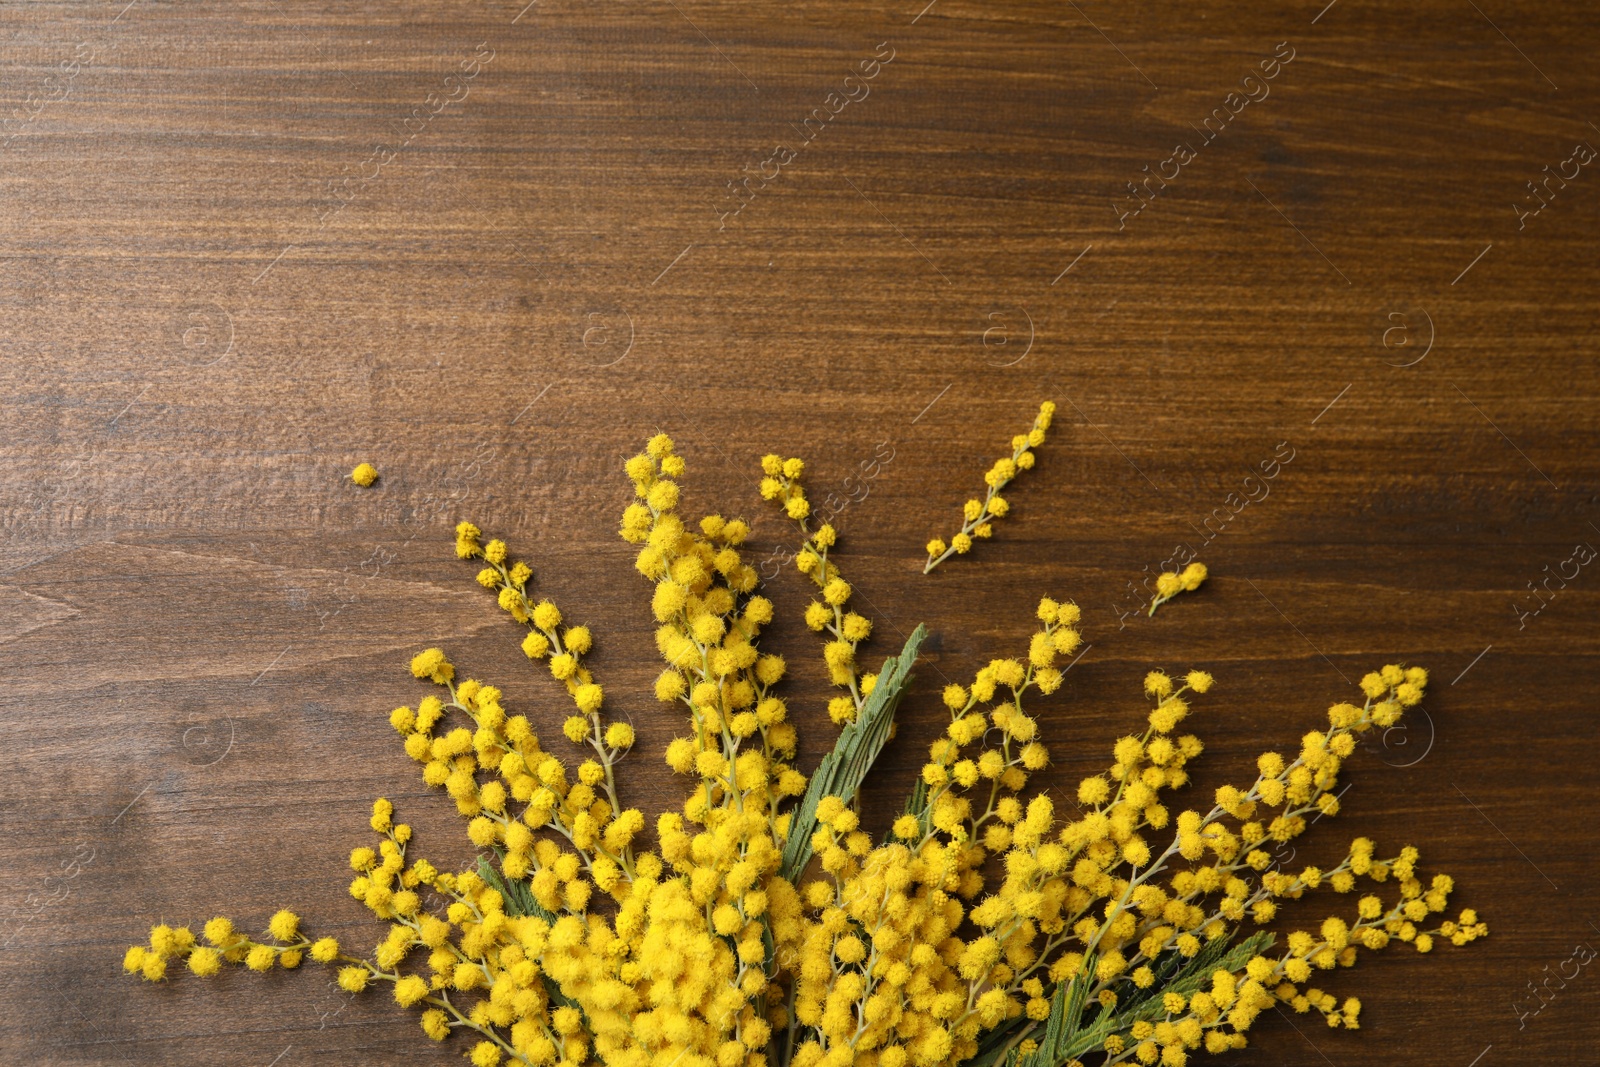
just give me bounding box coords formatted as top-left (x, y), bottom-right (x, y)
top-left (3, 0), bottom-right (1598, 1063)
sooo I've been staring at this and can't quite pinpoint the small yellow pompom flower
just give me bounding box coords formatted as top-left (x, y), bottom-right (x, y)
top-left (149, 924), bottom-right (184, 957)
top-left (419, 1008), bottom-right (450, 1040)
top-left (393, 974), bottom-right (430, 1007)
top-left (146, 928), bottom-right (185, 961)
top-left (574, 683), bottom-right (604, 714)
top-left (409, 648), bottom-right (454, 684)
top-left (647, 479), bottom-right (680, 512)
top-left (202, 917), bottom-right (235, 945)
top-left (664, 738), bottom-right (696, 773)
top-left (564, 625), bottom-right (593, 655)
top-left (268, 909), bottom-right (299, 942)
top-left (655, 670), bottom-right (686, 702)
top-left (187, 947), bottom-right (222, 977)
top-left (310, 938), bottom-right (339, 963)
top-left (350, 462), bottom-right (378, 487)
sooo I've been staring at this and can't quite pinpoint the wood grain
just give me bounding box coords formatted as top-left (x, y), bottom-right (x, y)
top-left (2, 0), bottom-right (1597, 1063)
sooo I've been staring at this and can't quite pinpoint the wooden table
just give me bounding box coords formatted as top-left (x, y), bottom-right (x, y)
top-left (2, 1), bottom-right (1595, 1063)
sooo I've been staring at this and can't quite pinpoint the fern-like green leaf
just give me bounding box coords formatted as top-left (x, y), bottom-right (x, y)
top-left (779, 624), bottom-right (927, 881)
top-left (1022, 932), bottom-right (1277, 1066)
